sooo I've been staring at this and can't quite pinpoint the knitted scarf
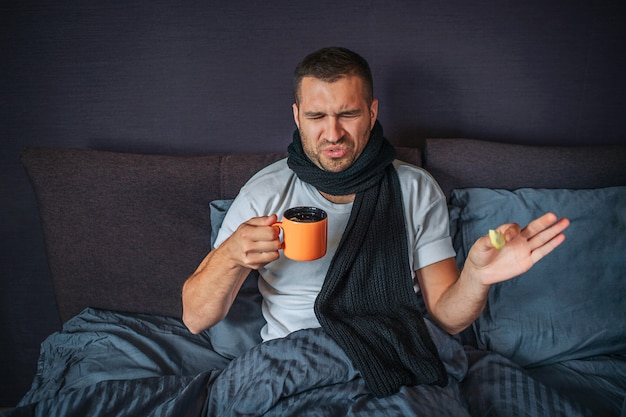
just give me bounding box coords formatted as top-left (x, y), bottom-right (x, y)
top-left (287, 121), bottom-right (447, 397)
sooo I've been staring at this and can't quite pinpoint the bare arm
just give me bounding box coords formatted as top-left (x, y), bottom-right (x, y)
top-left (182, 214), bottom-right (281, 334)
top-left (417, 212), bottom-right (570, 334)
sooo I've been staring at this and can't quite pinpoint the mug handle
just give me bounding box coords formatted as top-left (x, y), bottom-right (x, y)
top-left (271, 222), bottom-right (284, 249)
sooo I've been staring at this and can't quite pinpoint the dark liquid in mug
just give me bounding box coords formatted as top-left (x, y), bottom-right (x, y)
top-left (289, 216), bottom-right (317, 222)
top-left (285, 207), bottom-right (327, 223)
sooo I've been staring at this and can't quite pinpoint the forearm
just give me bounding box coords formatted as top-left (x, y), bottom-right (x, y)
top-left (182, 214), bottom-right (281, 334)
top-left (182, 246), bottom-right (251, 334)
top-left (429, 266), bottom-right (491, 335)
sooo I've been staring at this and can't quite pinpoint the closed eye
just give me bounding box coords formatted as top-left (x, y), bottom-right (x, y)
top-left (338, 110), bottom-right (361, 119)
top-left (302, 109), bottom-right (362, 120)
top-left (303, 112), bottom-right (326, 120)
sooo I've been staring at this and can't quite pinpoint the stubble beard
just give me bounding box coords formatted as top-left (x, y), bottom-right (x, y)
top-left (299, 126), bottom-right (371, 173)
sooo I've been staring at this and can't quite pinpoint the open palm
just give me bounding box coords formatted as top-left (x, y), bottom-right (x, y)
top-left (465, 212), bottom-right (570, 286)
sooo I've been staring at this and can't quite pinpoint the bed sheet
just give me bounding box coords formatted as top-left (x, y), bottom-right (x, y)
top-left (3, 308), bottom-right (606, 417)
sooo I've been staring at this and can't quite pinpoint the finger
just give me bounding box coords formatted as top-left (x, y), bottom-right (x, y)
top-left (529, 230), bottom-right (567, 264)
top-left (238, 235), bottom-right (282, 267)
top-left (246, 214), bottom-right (278, 227)
top-left (523, 215), bottom-right (569, 262)
top-left (242, 250), bottom-right (281, 269)
top-left (520, 212), bottom-right (560, 239)
top-left (242, 215), bottom-right (280, 234)
top-left (528, 216), bottom-right (570, 246)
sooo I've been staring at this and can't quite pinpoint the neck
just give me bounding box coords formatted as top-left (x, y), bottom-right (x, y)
top-left (320, 191), bottom-right (355, 204)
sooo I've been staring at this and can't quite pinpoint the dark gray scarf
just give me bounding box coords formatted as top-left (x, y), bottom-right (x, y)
top-left (287, 121), bottom-right (447, 397)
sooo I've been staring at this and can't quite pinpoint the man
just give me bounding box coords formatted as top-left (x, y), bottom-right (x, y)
top-left (182, 47), bottom-right (569, 395)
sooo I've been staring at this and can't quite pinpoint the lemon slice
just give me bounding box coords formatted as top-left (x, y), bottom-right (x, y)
top-left (489, 229), bottom-right (506, 250)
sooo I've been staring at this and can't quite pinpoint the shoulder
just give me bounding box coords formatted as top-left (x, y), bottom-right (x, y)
top-left (393, 159), bottom-right (428, 177)
top-left (247, 158), bottom-right (291, 181)
top-left (393, 160), bottom-right (444, 202)
top-left (240, 158), bottom-right (294, 192)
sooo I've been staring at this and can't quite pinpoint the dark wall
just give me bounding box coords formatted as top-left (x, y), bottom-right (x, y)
top-left (1, 0), bottom-right (624, 406)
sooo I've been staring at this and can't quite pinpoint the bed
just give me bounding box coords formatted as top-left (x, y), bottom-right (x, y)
top-left (4, 138), bottom-right (625, 416)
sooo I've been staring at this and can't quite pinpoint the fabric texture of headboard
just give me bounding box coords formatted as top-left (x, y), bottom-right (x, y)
top-left (21, 146), bottom-right (421, 323)
top-left (22, 148), bottom-right (287, 322)
top-left (23, 140), bottom-right (626, 324)
top-left (423, 138), bottom-right (626, 199)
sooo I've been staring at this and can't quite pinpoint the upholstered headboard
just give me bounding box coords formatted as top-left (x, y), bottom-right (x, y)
top-left (21, 146), bottom-right (421, 322)
top-left (22, 140), bottom-right (626, 324)
top-left (21, 149), bottom-right (287, 322)
top-left (423, 138), bottom-right (626, 199)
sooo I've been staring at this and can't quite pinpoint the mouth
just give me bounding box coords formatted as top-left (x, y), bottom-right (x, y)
top-left (322, 146), bottom-right (349, 159)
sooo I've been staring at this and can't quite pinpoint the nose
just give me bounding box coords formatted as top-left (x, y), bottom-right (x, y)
top-left (323, 117), bottom-right (343, 143)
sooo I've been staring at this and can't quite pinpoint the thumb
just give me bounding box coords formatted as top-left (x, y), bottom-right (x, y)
top-left (501, 223), bottom-right (522, 243)
top-left (486, 223), bottom-right (521, 250)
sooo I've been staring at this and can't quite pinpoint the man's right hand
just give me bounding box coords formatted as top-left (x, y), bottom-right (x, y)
top-left (221, 214), bottom-right (282, 270)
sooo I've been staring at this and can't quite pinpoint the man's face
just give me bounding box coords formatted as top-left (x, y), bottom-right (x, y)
top-left (293, 75), bottom-right (378, 173)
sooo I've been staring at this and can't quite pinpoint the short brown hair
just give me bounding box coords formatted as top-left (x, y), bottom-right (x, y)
top-left (293, 47), bottom-right (374, 105)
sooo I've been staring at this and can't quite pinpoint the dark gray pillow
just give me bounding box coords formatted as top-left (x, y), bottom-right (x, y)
top-left (209, 199), bottom-right (234, 248)
top-left (207, 199), bottom-right (265, 358)
top-left (449, 186), bottom-right (626, 367)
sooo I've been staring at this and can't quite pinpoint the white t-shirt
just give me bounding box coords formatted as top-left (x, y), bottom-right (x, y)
top-left (214, 159), bottom-right (456, 341)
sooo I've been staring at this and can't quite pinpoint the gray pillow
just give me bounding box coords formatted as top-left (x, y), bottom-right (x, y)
top-left (209, 199), bottom-right (235, 248)
top-left (206, 199), bottom-right (265, 358)
top-left (449, 186), bottom-right (626, 367)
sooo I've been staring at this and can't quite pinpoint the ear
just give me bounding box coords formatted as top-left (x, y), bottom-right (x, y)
top-left (292, 103), bottom-right (300, 129)
top-left (369, 99), bottom-right (379, 129)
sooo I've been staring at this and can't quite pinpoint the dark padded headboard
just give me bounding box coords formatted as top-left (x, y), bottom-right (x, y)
top-left (24, 141), bottom-right (625, 324)
top-left (22, 148), bottom-right (287, 322)
top-left (423, 138), bottom-right (626, 200)
top-left (22, 146), bottom-right (421, 323)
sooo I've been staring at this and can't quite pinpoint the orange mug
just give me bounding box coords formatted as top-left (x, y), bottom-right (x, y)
top-left (272, 207), bottom-right (328, 261)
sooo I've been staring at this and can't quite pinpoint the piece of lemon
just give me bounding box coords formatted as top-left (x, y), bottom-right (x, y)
top-left (489, 229), bottom-right (506, 250)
